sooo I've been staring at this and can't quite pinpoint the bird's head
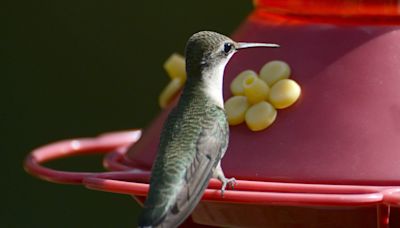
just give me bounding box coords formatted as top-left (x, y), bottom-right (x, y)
top-left (184, 31), bottom-right (279, 77)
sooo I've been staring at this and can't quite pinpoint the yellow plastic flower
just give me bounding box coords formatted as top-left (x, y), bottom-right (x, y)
top-left (159, 53), bottom-right (186, 108)
top-left (230, 70), bottom-right (258, 96)
top-left (163, 53), bottom-right (186, 82)
top-left (159, 78), bottom-right (184, 108)
top-left (259, 60), bottom-right (291, 86)
top-left (243, 74), bottom-right (269, 104)
top-left (245, 101), bottom-right (277, 131)
top-left (269, 79), bottom-right (301, 109)
top-left (224, 96), bottom-right (250, 125)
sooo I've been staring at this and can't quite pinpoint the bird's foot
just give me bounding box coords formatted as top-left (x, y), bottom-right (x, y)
top-left (219, 177), bottom-right (236, 198)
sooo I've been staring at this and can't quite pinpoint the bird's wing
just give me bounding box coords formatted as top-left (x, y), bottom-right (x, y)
top-left (157, 110), bottom-right (229, 227)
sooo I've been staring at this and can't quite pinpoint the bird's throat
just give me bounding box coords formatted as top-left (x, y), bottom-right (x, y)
top-left (200, 64), bottom-right (225, 108)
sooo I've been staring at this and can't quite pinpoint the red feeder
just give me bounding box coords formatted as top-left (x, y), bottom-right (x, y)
top-left (25, 1), bottom-right (400, 227)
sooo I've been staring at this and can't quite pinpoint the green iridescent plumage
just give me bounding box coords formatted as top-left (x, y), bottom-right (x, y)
top-left (139, 79), bottom-right (229, 227)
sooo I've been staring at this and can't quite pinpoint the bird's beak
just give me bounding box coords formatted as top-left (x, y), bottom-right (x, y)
top-left (236, 42), bottom-right (280, 50)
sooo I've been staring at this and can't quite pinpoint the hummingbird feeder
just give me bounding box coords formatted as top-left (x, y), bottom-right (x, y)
top-left (25, 0), bottom-right (400, 227)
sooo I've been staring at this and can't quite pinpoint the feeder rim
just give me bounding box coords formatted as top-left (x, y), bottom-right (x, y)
top-left (23, 129), bottom-right (400, 207)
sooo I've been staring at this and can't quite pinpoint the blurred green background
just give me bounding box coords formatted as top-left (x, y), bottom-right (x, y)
top-left (3, 0), bottom-right (252, 227)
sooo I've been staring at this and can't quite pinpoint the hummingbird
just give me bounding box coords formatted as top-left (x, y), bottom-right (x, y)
top-left (138, 31), bottom-right (279, 228)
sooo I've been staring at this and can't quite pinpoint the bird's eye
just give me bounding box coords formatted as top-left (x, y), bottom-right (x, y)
top-left (224, 43), bottom-right (233, 53)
